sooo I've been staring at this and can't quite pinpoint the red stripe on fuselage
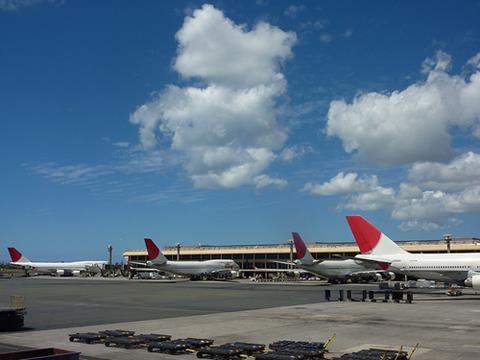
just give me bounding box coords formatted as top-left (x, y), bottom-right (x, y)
top-left (377, 261), bottom-right (390, 270)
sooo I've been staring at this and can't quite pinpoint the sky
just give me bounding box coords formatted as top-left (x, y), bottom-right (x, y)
top-left (1, 0), bottom-right (480, 262)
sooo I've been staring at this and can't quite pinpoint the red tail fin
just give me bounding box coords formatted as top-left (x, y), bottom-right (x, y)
top-left (346, 215), bottom-right (408, 255)
top-left (292, 232), bottom-right (307, 259)
top-left (144, 238), bottom-right (160, 260)
top-left (346, 216), bottom-right (381, 253)
top-left (291, 232), bottom-right (315, 264)
top-left (8, 247), bottom-right (22, 262)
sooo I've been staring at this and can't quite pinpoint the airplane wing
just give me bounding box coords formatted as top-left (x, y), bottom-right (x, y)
top-left (269, 260), bottom-right (296, 266)
top-left (330, 254), bottom-right (355, 260)
top-left (129, 267), bottom-right (161, 272)
top-left (128, 262), bottom-right (161, 272)
top-left (354, 255), bottom-right (392, 270)
top-left (247, 267), bottom-right (309, 274)
top-left (268, 259), bottom-right (324, 266)
top-left (349, 269), bottom-right (388, 276)
top-left (129, 261), bottom-right (148, 266)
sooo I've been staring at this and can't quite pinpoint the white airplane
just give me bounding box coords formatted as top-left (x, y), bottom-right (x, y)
top-left (346, 215), bottom-right (480, 289)
top-left (279, 232), bottom-right (394, 283)
top-left (143, 238), bottom-right (240, 280)
top-left (8, 247), bottom-right (107, 276)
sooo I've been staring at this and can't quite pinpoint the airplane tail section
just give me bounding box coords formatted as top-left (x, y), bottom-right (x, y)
top-left (144, 238), bottom-right (168, 265)
top-left (7, 247), bottom-right (30, 263)
top-left (346, 216), bottom-right (409, 256)
top-left (292, 232), bottom-right (316, 265)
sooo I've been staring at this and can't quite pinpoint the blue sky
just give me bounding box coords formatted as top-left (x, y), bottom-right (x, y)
top-left (1, 0), bottom-right (480, 261)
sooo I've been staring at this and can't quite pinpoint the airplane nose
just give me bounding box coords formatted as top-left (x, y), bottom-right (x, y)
top-left (226, 261), bottom-right (240, 270)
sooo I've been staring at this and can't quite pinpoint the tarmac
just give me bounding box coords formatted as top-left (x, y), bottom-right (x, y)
top-left (1, 277), bottom-right (480, 359)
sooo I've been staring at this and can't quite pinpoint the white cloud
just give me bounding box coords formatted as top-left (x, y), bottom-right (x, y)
top-left (30, 147), bottom-right (169, 186)
top-left (254, 174), bottom-right (288, 189)
top-left (398, 218), bottom-right (463, 232)
top-left (302, 172), bottom-right (380, 196)
top-left (189, 148), bottom-right (276, 189)
top-left (174, 4), bottom-right (296, 88)
top-left (408, 151), bottom-right (480, 191)
top-left (326, 51), bottom-right (480, 165)
top-left (466, 53), bottom-right (480, 69)
top-left (31, 163), bottom-right (112, 185)
top-left (392, 186), bottom-right (480, 221)
top-left (421, 50), bottom-right (451, 75)
top-left (344, 29), bottom-right (353, 38)
top-left (303, 172), bottom-right (396, 210)
top-left (344, 186), bottom-right (396, 211)
top-left (279, 145), bottom-right (312, 162)
top-left (130, 4), bottom-right (296, 189)
top-left (304, 152), bottom-right (480, 231)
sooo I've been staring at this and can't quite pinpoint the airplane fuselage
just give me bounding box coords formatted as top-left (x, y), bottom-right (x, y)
top-left (11, 260), bottom-right (107, 273)
top-left (298, 259), bottom-right (366, 279)
top-left (359, 253), bottom-right (480, 283)
top-left (149, 259), bottom-right (239, 276)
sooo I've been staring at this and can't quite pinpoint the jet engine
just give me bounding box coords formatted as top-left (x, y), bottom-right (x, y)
top-left (383, 271), bottom-right (396, 281)
top-left (464, 275), bottom-right (480, 290)
top-left (72, 270), bottom-right (81, 276)
top-left (56, 269), bottom-right (65, 276)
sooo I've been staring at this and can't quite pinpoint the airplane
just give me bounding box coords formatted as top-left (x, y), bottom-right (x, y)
top-left (7, 247), bottom-right (107, 276)
top-left (276, 232), bottom-right (395, 283)
top-left (143, 238), bottom-right (240, 280)
top-left (346, 215), bottom-right (480, 290)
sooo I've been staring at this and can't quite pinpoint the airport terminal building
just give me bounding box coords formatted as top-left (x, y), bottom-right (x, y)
top-left (123, 237), bottom-right (480, 275)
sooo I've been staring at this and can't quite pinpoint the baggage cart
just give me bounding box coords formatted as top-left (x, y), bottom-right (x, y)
top-left (68, 332), bottom-right (106, 344)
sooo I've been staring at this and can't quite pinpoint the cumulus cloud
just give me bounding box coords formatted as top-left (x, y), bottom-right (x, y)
top-left (326, 51), bottom-right (480, 165)
top-left (398, 218), bottom-right (463, 232)
top-left (254, 174), bottom-right (288, 189)
top-left (303, 171), bottom-right (396, 211)
top-left (408, 151), bottom-right (480, 191)
top-left (303, 152), bottom-right (480, 231)
top-left (303, 172), bottom-right (380, 196)
top-left (130, 4), bottom-right (296, 189)
top-left (279, 145), bottom-right (312, 162)
top-left (174, 5), bottom-right (296, 88)
top-left (344, 186), bottom-right (396, 211)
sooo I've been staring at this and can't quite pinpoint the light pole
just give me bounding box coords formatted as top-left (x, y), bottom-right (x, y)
top-left (176, 243), bottom-right (181, 261)
top-left (443, 234), bottom-right (452, 253)
top-left (107, 244), bottom-right (113, 266)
